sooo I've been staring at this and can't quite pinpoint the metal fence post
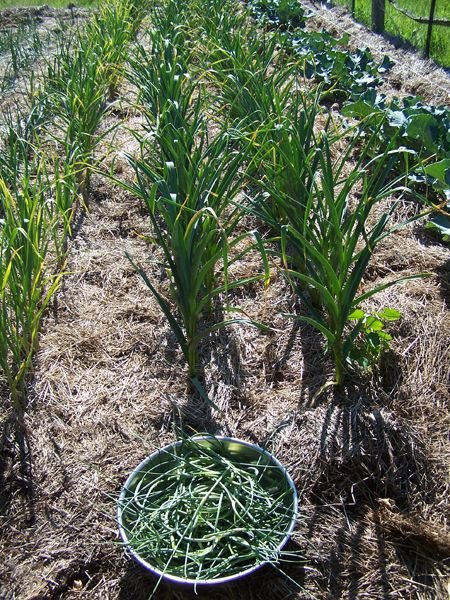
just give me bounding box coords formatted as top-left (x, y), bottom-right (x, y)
top-left (351, 0), bottom-right (356, 17)
top-left (372, 0), bottom-right (385, 33)
top-left (425, 0), bottom-right (437, 58)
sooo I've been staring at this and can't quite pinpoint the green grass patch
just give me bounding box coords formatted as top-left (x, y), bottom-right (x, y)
top-left (333, 0), bottom-right (450, 67)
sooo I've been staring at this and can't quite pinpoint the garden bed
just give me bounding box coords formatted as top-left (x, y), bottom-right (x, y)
top-left (0, 1), bottom-right (449, 599)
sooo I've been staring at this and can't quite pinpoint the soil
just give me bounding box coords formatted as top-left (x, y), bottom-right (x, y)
top-left (0, 2), bottom-right (449, 600)
top-left (0, 5), bottom-right (90, 107)
top-left (0, 4), bottom-right (90, 26)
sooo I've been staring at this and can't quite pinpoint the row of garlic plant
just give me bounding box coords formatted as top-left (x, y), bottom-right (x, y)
top-left (202, 0), bottom-right (427, 385)
top-left (0, 0), bottom-right (148, 408)
top-left (126, 0), bottom-right (426, 388)
top-left (123, 2), bottom-right (271, 386)
top-left (0, 87), bottom-right (74, 406)
top-left (43, 0), bottom-right (147, 206)
top-left (119, 0), bottom-right (305, 383)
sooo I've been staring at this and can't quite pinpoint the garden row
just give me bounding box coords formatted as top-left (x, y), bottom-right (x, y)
top-left (0, 0), bottom-right (146, 407)
top-left (112, 0), bottom-right (446, 394)
top-left (1, 0), bottom-right (449, 408)
top-left (0, 15), bottom-right (46, 93)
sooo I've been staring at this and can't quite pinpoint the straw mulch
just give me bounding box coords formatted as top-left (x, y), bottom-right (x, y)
top-left (0, 4), bottom-right (449, 599)
top-left (302, 0), bottom-right (450, 106)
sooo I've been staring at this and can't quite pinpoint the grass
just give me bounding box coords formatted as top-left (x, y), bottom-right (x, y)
top-left (333, 0), bottom-right (450, 66)
top-left (384, 1), bottom-right (450, 66)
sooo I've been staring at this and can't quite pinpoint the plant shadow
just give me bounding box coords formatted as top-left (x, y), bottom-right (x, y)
top-left (168, 303), bottom-right (247, 436)
top-left (261, 320), bottom-right (300, 387)
top-left (0, 400), bottom-right (35, 525)
top-left (296, 386), bottom-right (443, 597)
top-left (437, 255), bottom-right (450, 310)
top-left (297, 320), bottom-right (331, 407)
top-left (312, 387), bottom-right (434, 506)
top-left (260, 316), bottom-right (331, 407)
top-left (118, 547), bottom-right (306, 600)
top-left (300, 503), bottom-right (393, 600)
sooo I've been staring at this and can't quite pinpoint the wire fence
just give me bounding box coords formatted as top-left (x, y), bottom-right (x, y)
top-left (329, 0), bottom-right (450, 66)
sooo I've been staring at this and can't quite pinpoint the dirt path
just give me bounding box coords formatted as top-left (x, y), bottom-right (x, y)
top-left (0, 6), bottom-right (90, 115)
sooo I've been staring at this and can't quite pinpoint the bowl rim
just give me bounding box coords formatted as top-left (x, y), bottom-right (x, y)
top-left (117, 435), bottom-right (298, 586)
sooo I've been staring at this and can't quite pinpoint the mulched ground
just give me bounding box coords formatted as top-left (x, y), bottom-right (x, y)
top-left (0, 2), bottom-right (449, 599)
top-left (303, 0), bottom-right (450, 106)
